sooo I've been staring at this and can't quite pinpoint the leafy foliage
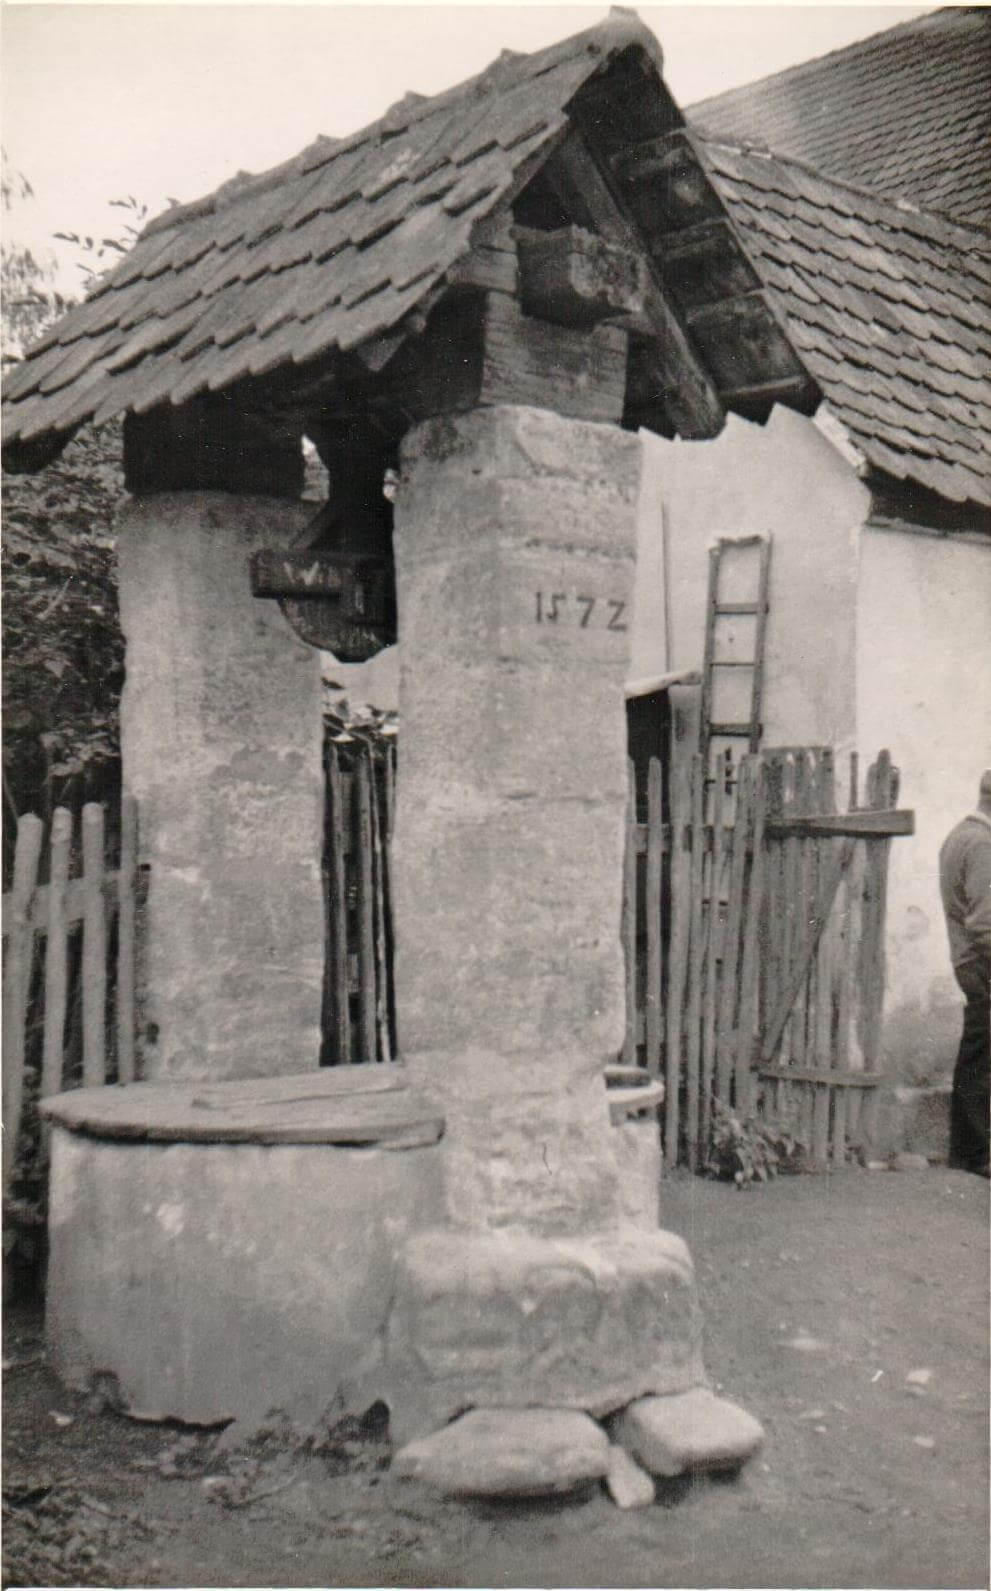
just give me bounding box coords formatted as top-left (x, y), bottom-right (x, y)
top-left (704, 1095), bottom-right (808, 1186)
top-left (53, 195), bottom-right (149, 287)
top-left (1, 152), bottom-right (71, 357)
top-left (2, 423), bottom-right (126, 843)
top-left (2, 156), bottom-right (129, 858)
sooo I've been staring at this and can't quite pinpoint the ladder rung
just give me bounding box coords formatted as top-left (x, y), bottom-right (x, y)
top-left (709, 722), bottom-right (759, 737)
top-left (711, 659), bottom-right (756, 668)
top-left (715, 602), bottom-right (761, 615)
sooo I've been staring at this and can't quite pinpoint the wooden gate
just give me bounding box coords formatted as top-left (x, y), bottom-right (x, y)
top-left (757, 748), bottom-right (908, 1167)
top-left (625, 744), bottom-right (912, 1169)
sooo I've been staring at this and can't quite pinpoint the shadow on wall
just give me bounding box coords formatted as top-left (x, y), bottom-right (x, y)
top-left (880, 978), bottom-right (962, 1086)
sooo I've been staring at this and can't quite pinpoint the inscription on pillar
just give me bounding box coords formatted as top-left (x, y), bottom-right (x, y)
top-left (534, 591), bottom-right (628, 630)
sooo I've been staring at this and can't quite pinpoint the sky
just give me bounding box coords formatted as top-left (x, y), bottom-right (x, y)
top-left (3, 3), bottom-right (933, 297)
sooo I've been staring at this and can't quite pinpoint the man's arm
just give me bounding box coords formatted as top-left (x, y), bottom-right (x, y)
top-left (963, 835), bottom-right (991, 953)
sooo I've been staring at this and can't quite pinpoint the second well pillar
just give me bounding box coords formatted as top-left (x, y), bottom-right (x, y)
top-left (393, 405), bottom-right (638, 1236)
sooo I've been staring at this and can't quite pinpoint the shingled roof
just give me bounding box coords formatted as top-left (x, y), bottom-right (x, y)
top-left (694, 135), bottom-right (991, 511)
top-left (3, 9), bottom-right (989, 518)
top-left (2, 10), bottom-right (673, 467)
top-left (689, 8), bottom-right (991, 233)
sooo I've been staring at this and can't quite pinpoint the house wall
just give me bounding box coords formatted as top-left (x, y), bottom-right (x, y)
top-left (632, 406), bottom-right (869, 753)
top-left (857, 519), bottom-right (991, 1081)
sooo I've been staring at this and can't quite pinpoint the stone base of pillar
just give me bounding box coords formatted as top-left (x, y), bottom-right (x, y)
top-left (373, 1225), bottom-right (707, 1448)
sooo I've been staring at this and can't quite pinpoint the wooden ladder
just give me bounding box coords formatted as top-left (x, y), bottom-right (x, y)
top-left (699, 534), bottom-right (772, 771)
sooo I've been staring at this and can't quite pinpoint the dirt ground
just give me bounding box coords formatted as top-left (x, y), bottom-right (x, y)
top-left (4, 1164), bottom-right (988, 1591)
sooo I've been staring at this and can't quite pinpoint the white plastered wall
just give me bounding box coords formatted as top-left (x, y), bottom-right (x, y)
top-left (632, 405), bottom-right (869, 755)
top-left (857, 521), bottom-right (991, 1079)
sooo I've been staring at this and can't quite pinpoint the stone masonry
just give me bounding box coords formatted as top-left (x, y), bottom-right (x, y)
top-left (374, 406), bottom-right (721, 1455)
top-left (117, 492), bottom-right (325, 1081)
top-left (392, 405), bottom-right (638, 1235)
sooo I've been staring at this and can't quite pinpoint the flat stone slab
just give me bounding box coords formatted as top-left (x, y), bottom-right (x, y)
top-left (393, 1408), bottom-right (610, 1497)
top-left (372, 1226), bottom-right (706, 1446)
top-left (41, 1069), bottom-right (443, 1149)
top-left (613, 1388), bottom-right (764, 1477)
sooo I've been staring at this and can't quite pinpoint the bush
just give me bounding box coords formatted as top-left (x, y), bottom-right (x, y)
top-left (704, 1096), bottom-right (808, 1186)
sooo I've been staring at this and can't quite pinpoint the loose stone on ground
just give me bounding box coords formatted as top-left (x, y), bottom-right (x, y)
top-left (392, 1407), bottom-right (611, 1498)
top-left (612, 1388), bottom-right (765, 1478)
top-left (605, 1443), bottom-right (656, 1508)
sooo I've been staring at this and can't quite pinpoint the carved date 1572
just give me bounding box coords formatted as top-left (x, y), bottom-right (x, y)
top-left (534, 591), bottom-right (627, 631)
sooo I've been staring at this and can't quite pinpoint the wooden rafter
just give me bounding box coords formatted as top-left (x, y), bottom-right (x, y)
top-left (542, 133), bottom-right (725, 439)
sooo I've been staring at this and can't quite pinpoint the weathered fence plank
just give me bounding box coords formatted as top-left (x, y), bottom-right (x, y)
top-left (622, 758), bottom-right (638, 1070)
top-left (81, 804), bottom-right (107, 1088)
top-left (324, 746), bottom-right (351, 1066)
top-left (860, 753), bottom-right (897, 1146)
top-left (620, 740), bottom-right (905, 1170)
top-left (41, 808), bottom-right (73, 1104)
top-left (644, 757), bottom-right (664, 1077)
top-left (2, 815), bottom-right (44, 1195)
top-left (716, 756), bottom-right (750, 1104)
top-left (116, 797), bottom-right (138, 1084)
top-left (370, 756), bottom-right (392, 1064)
top-left (665, 757), bottom-right (691, 1165)
top-left (355, 752), bottom-right (377, 1063)
top-left (700, 756), bottom-right (725, 1151)
top-left (684, 752), bottom-right (705, 1167)
top-left (734, 758), bottom-right (766, 1119)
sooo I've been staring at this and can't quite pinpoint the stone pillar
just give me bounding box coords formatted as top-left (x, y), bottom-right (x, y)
top-left (117, 492), bottom-right (325, 1081)
top-left (392, 405), bottom-right (638, 1235)
top-left (370, 406), bottom-right (711, 1449)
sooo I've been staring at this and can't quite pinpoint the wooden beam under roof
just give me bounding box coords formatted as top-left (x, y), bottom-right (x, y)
top-left (541, 132), bottom-right (725, 440)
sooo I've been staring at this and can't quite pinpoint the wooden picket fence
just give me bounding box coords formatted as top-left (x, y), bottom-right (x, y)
top-left (3, 741), bottom-right (907, 1188)
top-left (322, 732), bottom-right (397, 1066)
top-left (2, 799), bottom-right (138, 1196)
top-left (623, 745), bottom-right (910, 1169)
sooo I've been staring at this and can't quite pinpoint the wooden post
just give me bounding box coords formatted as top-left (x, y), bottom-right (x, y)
top-left (2, 814), bottom-right (43, 1195)
top-left (622, 758), bottom-right (638, 1069)
top-left (685, 753), bottom-right (705, 1167)
top-left (665, 757), bottom-right (692, 1166)
top-left (761, 759), bottom-right (785, 1118)
top-left (81, 803), bottom-right (107, 1088)
top-left (645, 757), bottom-right (664, 1077)
top-left (831, 755), bottom-right (857, 1163)
top-left (716, 756), bottom-right (750, 1106)
top-left (792, 754), bottom-right (812, 1089)
top-left (325, 745), bottom-right (351, 1065)
top-left (860, 752), bottom-right (896, 1146)
top-left (735, 757), bottom-right (766, 1119)
top-left (42, 808), bottom-right (73, 1105)
top-left (777, 755), bottom-right (797, 1114)
top-left (370, 755), bottom-right (392, 1064)
top-left (116, 797), bottom-right (138, 1084)
top-left (356, 749), bottom-right (377, 1062)
top-left (384, 739), bottom-right (397, 845)
top-left (700, 756), bottom-right (725, 1150)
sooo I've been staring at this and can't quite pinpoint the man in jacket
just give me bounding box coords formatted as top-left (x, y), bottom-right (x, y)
top-left (939, 771), bottom-right (991, 1175)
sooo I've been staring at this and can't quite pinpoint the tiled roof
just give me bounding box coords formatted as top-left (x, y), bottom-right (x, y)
top-left (689, 8), bottom-right (991, 232)
top-left (2, 11), bottom-right (665, 460)
top-left (696, 134), bottom-right (991, 510)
